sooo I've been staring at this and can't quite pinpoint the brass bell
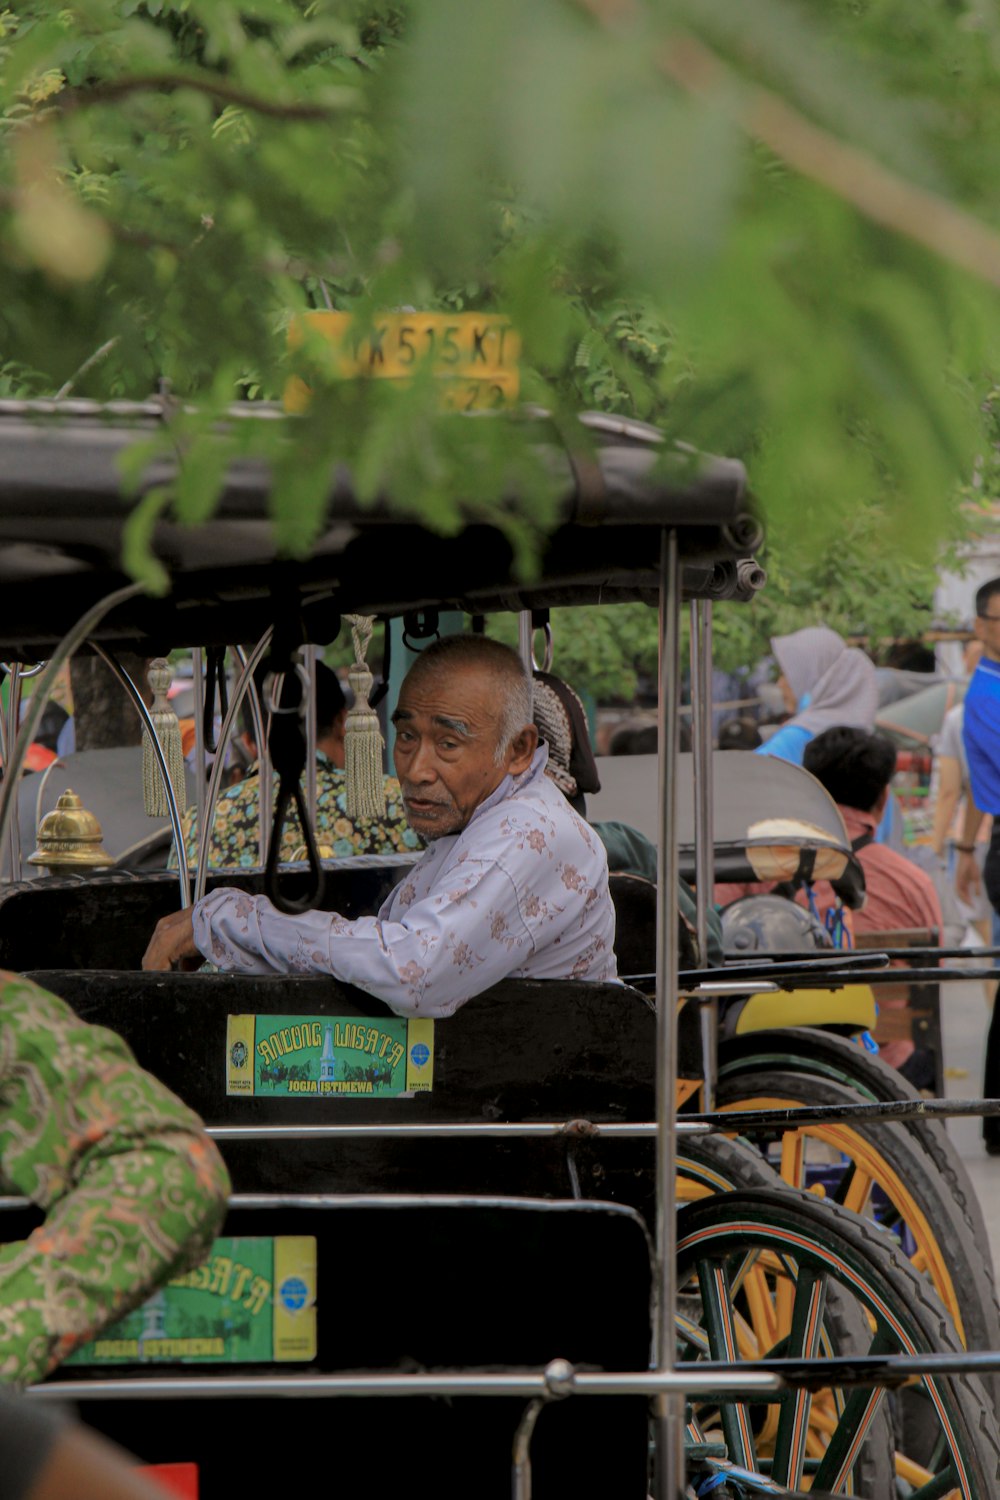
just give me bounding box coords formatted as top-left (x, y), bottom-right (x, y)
top-left (28, 789), bottom-right (115, 871)
top-left (290, 842), bottom-right (335, 863)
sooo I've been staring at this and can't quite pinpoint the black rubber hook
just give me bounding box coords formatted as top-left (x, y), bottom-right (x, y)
top-left (262, 655), bottom-right (326, 915)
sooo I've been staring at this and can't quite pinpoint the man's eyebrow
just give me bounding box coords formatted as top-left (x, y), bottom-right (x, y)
top-left (433, 716), bottom-right (475, 737)
top-left (389, 709), bottom-right (475, 738)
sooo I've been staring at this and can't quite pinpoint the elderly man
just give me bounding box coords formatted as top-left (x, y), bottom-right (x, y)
top-left (143, 636), bottom-right (617, 1014)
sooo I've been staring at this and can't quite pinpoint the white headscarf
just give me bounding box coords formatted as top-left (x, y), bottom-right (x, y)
top-left (771, 626), bottom-right (878, 736)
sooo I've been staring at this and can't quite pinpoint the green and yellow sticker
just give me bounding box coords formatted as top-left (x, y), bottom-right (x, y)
top-left (226, 1014), bottom-right (434, 1098)
top-left (66, 1237), bottom-right (317, 1365)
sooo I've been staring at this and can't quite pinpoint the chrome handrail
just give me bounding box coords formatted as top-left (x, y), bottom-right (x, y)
top-left (91, 645), bottom-right (191, 909)
top-left (0, 583), bottom-right (146, 872)
top-left (194, 631), bottom-right (273, 901)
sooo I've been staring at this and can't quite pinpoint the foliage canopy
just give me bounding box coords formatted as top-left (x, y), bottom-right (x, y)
top-left (3, 0), bottom-right (1000, 679)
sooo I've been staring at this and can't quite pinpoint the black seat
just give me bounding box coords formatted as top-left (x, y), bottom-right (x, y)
top-left (607, 871), bottom-right (700, 975)
top-left (28, 969), bottom-right (702, 1219)
top-left (36, 1197), bottom-right (652, 1500)
top-left (0, 861), bottom-right (415, 971)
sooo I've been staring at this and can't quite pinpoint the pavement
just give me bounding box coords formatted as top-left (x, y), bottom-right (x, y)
top-left (940, 971), bottom-right (1000, 1273)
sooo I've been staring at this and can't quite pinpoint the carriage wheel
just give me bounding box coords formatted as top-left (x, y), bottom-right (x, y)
top-left (676, 1135), bottom-right (894, 1494)
top-left (675, 1186), bottom-right (1000, 1496)
top-left (717, 1027), bottom-right (996, 1310)
top-left (711, 1070), bottom-right (1000, 1381)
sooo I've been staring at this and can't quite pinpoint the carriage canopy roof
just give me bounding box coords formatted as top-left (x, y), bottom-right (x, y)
top-left (0, 399), bottom-right (758, 658)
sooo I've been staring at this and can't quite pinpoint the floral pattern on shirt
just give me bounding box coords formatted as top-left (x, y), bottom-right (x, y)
top-left (192, 747), bottom-right (618, 1017)
top-left (0, 971), bottom-right (230, 1386)
top-left (173, 752), bottom-right (421, 869)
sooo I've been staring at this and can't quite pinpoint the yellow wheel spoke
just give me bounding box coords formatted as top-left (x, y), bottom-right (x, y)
top-left (742, 1264), bottom-right (780, 1350)
top-left (842, 1166), bottom-right (875, 1217)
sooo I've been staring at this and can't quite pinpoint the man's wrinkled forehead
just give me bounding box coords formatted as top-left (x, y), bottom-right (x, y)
top-left (396, 660), bottom-right (502, 734)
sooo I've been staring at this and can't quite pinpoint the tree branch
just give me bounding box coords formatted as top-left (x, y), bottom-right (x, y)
top-left (0, 181), bottom-right (352, 280)
top-left (58, 72), bottom-right (349, 121)
top-left (571, 0), bottom-right (1000, 290)
top-left (55, 337), bottom-right (120, 398)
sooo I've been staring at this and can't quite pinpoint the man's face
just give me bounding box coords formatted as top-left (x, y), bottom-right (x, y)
top-left (975, 595), bottom-right (1000, 662)
top-left (392, 663), bottom-right (537, 840)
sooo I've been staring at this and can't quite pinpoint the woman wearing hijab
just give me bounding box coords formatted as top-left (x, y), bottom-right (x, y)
top-left (758, 626), bottom-right (879, 766)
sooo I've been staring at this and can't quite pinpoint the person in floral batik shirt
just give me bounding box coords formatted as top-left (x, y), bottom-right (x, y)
top-left (174, 660), bottom-right (420, 869)
top-left (144, 636), bottom-right (617, 1014)
top-left (0, 970), bottom-right (230, 1386)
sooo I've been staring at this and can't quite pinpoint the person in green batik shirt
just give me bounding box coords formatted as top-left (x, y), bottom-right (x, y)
top-left (0, 970), bottom-right (230, 1386)
top-left (174, 661), bottom-right (421, 870)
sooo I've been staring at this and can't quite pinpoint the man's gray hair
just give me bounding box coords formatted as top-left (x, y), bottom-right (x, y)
top-left (405, 634), bottom-right (533, 762)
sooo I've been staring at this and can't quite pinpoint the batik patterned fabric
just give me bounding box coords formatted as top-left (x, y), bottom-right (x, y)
top-left (193, 747), bottom-right (618, 1016)
top-left (173, 752), bottom-right (421, 869)
top-left (0, 971), bottom-right (230, 1386)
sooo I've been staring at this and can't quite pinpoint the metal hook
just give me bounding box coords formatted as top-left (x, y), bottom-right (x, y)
top-left (532, 622), bottom-right (554, 674)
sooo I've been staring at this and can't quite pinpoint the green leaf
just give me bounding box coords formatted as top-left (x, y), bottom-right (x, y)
top-left (121, 485), bottom-right (171, 594)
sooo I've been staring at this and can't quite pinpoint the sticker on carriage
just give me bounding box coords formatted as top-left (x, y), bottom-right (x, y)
top-left (66, 1236), bottom-right (317, 1366)
top-left (285, 310), bottom-right (520, 412)
top-left (225, 1013), bottom-right (435, 1097)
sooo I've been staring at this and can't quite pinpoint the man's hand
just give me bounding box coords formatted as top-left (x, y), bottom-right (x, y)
top-left (142, 908), bottom-right (201, 972)
top-left (956, 849), bottom-right (982, 907)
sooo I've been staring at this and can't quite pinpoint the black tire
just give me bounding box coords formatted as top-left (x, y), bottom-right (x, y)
top-left (675, 1187), bottom-right (1000, 1496)
top-left (677, 1130), bottom-right (786, 1199)
top-left (676, 1136), bottom-right (895, 1495)
top-left (718, 1026), bottom-right (995, 1277)
top-left (712, 1066), bottom-right (1000, 1394)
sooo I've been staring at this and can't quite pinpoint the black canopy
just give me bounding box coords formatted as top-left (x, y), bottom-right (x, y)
top-left (0, 399), bottom-right (761, 658)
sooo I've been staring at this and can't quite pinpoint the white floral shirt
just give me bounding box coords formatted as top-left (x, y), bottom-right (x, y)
top-left (191, 747), bottom-right (618, 1016)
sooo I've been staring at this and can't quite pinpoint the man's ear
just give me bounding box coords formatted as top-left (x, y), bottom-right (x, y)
top-left (870, 785), bottom-right (890, 820)
top-left (507, 723), bottom-right (539, 775)
top-left (974, 616), bottom-right (988, 646)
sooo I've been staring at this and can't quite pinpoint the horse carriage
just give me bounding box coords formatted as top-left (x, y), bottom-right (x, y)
top-left (1, 396), bottom-right (999, 1497)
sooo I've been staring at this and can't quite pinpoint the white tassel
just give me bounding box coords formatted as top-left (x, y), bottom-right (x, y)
top-left (143, 657), bottom-right (187, 818)
top-left (343, 616), bottom-right (386, 820)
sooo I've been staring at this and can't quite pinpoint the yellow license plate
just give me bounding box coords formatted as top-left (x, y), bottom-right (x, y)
top-left (286, 310), bottom-right (520, 411)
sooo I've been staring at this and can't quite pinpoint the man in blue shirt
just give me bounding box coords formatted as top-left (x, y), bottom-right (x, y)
top-left (956, 575), bottom-right (1000, 1151)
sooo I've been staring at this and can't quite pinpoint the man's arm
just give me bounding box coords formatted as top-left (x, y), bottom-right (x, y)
top-left (31, 1423), bottom-right (174, 1500)
top-left (179, 861), bottom-right (535, 1016)
top-left (957, 693), bottom-right (1000, 903)
top-left (931, 756), bottom-right (963, 858)
top-left (0, 973), bottom-right (230, 1385)
top-left (142, 907), bottom-right (204, 972)
top-left (0, 1398), bottom-right (169, 1500)
top-left (956, 799), bottom-right (989, 905)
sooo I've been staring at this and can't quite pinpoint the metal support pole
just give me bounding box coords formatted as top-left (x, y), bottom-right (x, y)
top-left (202, 1120), bottom-right (709, 1143)
top-left (195, 632), bottom-right (273, 898)
top-left (232, 639), bottom-right (271, 867)
top-left (192, 647), bottom-right (207, 859)
top-left (511, 1399), bottom-right (546, 1500)
top-left (26, 1365), bottom-right (783, 1404)
top-left (654, 530), bottom-right (684, 1500)
top-left (305, 642), bottom-right (319, 838)
top-left (4, 667), bottom-right (23, 882)
top-left (689, 598), bottom-right (717, 1110)
top-left (518, 610), bottom-right (533, 671)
